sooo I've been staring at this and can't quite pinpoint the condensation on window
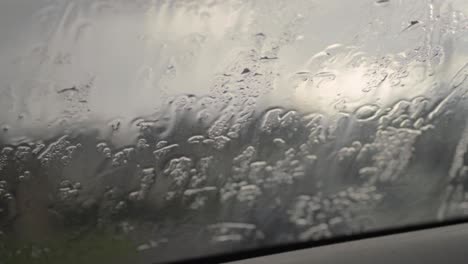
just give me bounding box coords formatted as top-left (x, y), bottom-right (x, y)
top-left (1, 0), bottom-right (468, 263)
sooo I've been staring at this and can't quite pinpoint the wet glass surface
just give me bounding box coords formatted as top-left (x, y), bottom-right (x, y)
top-left (1, 0), bottom-right (468, 263)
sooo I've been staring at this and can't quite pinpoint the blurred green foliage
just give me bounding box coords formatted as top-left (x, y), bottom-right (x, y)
top-left (0, 231), bottom-right (138, 264)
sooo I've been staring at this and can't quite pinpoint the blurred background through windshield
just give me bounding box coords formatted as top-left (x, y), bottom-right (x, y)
top-left (1, 0), bottom-right (468, 263)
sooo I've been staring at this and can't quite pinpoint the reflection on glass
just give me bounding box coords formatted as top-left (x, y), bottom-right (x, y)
top-left (1, 0), bottom-right (468, 263)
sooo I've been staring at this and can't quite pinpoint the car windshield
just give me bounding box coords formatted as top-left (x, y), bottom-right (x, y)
top-left (1, 0), bottom-right (468, 263)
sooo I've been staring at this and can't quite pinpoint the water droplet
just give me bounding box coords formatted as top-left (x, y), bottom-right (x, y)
top-left (355, 104), bottom-right (380, 121)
